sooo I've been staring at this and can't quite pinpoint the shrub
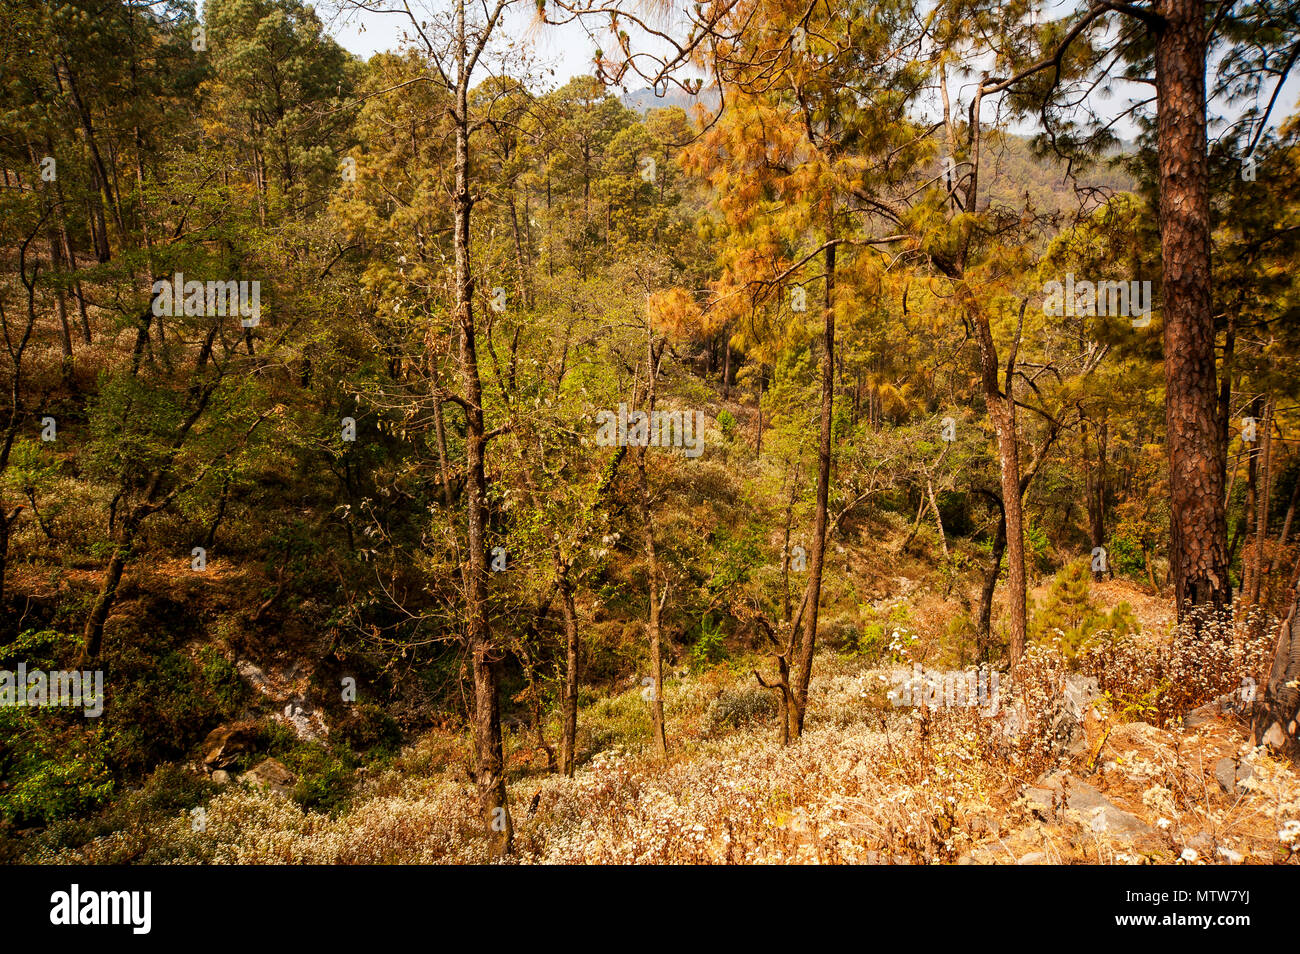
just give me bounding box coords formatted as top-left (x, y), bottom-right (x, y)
top-left (705, 686), bottom-right (778, 734)
top-left (1030, 560), bottom-right (1138, 657)
top-left (0, 709), bottom-right (115, 826)
top-left (690, 616), bottom-right (727, 668)
top-left (1025, 522), bottom-right (1052, 571)
top-left (334, 703), bottom-right (403, 758)
top-left (198, 646), bottom-right (249, 719)
top-left (1078, 606), bottom-right (1275, 726)
top-left (283, 744), bottom-right (357, 815)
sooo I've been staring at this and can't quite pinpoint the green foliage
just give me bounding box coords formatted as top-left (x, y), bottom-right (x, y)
top-left (0, 628), bottom-right (71, 670)
top-left (334, 704), bottom-right (403, 759)
top-left (0, 708), bottom-right (114, 826)
top-left (2, 0), bottom-right (1298, 857)
top-left (1030, 560), bottom-right (1140, 656)
top-left (197, 646), bottom-right (248, 720)
top-left (106, 645), bottom-right (221, 773)
top-left (1106, 531), bottom-right (1148, 578)
top-left (717, 408), bottom-right (737, 435)
top-left (851, 622), bottom-right (887, 662)
top-left (1025, 522), bottom-right (1052, 571)
top-left (282, 744), bottom-right (358, 815)
top-left (690, 615), bottom-right (727, 668)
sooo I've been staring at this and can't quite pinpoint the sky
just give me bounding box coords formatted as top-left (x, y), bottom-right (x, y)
top-left (318, 1), bottom-right (615, 87)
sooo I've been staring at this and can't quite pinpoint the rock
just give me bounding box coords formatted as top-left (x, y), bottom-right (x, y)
top-left (211, 770), bottom-right (230, 785)
top-left (1016, 851), bottom-right (1047, 864)
top-left (241, 758), bottom-right (295, 795)
top-left (1062, 676), bottom-right (1101, 719)
top-left (279, 697), bottom-right (327, 742)
top-left (236, 659), bottom-right (269, 690)
top-left (1185, 690), bottom-right (1252, 728)
top-left (997, 676), bottom-right (1099, 758)
top-left (201, 721), bottom-right (260, 768)
top-left (1262, 721), bottom-right (1287, 749)
top-left (1213, 757), bottom-right (1254, 794)
top-left (1054, 676), bottom-right (1101, 757)
top-left (1025, 772), bottom-right (1156, 837)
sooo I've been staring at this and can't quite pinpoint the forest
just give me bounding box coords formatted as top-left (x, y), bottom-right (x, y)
top-left (1, 0), bottom-right (1299, 867)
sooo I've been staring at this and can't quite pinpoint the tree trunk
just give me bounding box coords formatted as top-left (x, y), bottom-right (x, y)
top-left (558, 566), bottom-right (580, 777)
top-left (1247, 399), bottom-right (1273, 606)
top-left (48, 225), bottom-right (73, 360)
top-left (636, 332), bottom-right (669, 758)
top-left (1156, 0), bottom-right (1229, 620)
top-left (80, 530), bottom-right (133, 666)
top-left (973, 301), bottom-right (1027, 665)
top-left (1084, 417), bottom-right (1108, 580)
top-left (0, 509), bottom-right (17, 611)
top-left (978, 511), bottom-right (1008, 664)
top-left (789, 240), bottom-right (835, 739)
top-left (721, 325), bottom-right (731, 400)
top-left (452, 45), bottom-right (510, 856)
top-left (926, 474), bottom-right (948, 563)
top-left (1252, 573), bottom-right (1300, 761)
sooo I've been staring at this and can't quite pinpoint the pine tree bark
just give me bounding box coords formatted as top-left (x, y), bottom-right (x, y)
top-left (1155, 0), bottom-right (1229, 620)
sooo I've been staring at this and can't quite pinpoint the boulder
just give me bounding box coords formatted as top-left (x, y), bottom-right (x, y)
top-left (280, 698), bottom-right (327, 742)
top-left (241, 758), bottom-right (295, 795)
top-left (1050, 676), bottom-right (1100, 757)
top-left (201, 721), bottom-right (260, 769)
top-left (1213, 757), bottom-right (1254, 794)
top-left (1185, 689), bottom-right (1253, 728)
top-left (1025, 771), bottom-right (1156, 838)
top-left (999, 675), bottom-right (1099, 758)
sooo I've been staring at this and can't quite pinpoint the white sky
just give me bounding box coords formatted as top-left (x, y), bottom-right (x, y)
top-left (318, 1), bottom-right (611, 87)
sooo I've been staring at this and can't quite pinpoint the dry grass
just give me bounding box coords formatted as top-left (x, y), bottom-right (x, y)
top-left (30, 612), bottom-right (1300, 864)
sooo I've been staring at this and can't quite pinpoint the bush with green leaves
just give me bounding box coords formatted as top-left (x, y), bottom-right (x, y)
top-left (284, 744), bottom-right (358, 815)
top-left (334, 703), bottom-right (403, 759)
top-left (1030, 559), bottom-right (1139, 657)
top-left (0, 708), bottom-right (115, 827)
top-left (198, 646), bottom-right (249, 719)
top-left (690, 616), bottom-right (727, 668)
top-left (716, 408), bottom-right (737, 437)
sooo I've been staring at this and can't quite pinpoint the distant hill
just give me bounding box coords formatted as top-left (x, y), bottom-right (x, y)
top-left (620, 84), bottom-right (1136, 216)
top-left (970, 133), bottom-right (1135, 217)
top-left (620, 85), bottom-right (720, 114)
